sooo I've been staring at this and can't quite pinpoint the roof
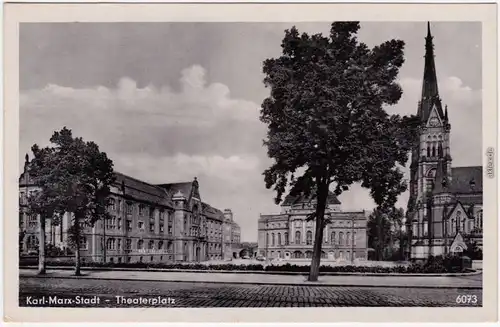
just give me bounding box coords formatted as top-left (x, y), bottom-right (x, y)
top-left (113, 172), bottom-right (173, 208)
top-left (282, 191), bottom-right (341, 206)
top-left (201, 202), bottom-right (224, 221)
top-left (157, 179), bottom-right (201, 201)
top-left (450, 166), bottom-right (483, 194)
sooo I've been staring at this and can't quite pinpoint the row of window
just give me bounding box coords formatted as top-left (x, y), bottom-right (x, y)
top-left (267, 220), bottom-right (358, 229)
top-left (266, 231), bottom-right (357, 246)
top-left (266, 250), bottom-right (360, 261)
top-left (412, 211), bottom-right (483, 237)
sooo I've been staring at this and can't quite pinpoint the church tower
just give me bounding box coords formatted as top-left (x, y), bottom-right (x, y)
top-left (408, 23), bottom-right (452, 260)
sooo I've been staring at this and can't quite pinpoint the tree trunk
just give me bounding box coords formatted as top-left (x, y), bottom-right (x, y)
top-left (308, 182), bottom-right (328, 282)
top-left (74, 214), bottom-right (81, 276)
top-left (37, 214), bottom-right (46, 275)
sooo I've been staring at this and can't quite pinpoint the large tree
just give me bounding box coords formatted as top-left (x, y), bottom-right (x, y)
top-left (28, 127), bottom-right (115, 276)
top-left (367, 207), bottom-right (404, 261)
top-left (260, 22), bottom-right (419, 281)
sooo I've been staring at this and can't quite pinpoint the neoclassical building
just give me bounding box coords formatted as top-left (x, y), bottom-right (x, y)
top-left (19, 158), bottom-right (241, 263)
top-left (258, 192), bottom-right (368, 262)
top-left (406, 23), bottom-right (483, 260)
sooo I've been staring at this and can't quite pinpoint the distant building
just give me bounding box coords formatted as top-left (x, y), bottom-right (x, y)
top-left (258, 192), bottom-right (368, 262)
top-left (19, 160), bottom-right (240, 263)
top-left (406, 23), bottom-right (483, 260)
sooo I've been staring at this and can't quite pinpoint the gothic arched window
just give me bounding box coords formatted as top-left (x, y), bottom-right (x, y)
top-left (432, 145), bottom-right (436, 157)
top-left (438, 142), bottom-right (443, 157)
top-left (427, 143), bottom-right (431, 157)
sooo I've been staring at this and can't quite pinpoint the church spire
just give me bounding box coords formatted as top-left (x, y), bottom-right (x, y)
top-left (418, 22), bottom-right (443, 122)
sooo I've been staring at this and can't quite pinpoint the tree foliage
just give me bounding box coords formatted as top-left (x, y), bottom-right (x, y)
top-left (260, 22), bottom-right (419, 280)
top-left (367, 207), bottom-right (405, 261)
top-left (27, 127), bottom-right (115, 275)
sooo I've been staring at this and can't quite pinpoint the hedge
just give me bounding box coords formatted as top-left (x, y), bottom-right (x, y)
top-left (19, 256), bottom-right (467, 274)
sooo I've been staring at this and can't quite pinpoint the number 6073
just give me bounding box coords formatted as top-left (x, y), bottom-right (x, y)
top-left (456, 295), bottom-right (478, 304)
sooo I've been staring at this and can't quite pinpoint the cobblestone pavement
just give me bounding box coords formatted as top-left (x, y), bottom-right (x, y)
top-left (19, 277), bottom-right (482, 307)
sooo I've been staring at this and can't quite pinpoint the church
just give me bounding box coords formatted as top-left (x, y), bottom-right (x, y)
top-left (406, 23), bottom-right (483, 260)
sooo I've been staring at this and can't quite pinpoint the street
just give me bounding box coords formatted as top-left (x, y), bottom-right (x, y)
top-left (19, 275), bottom-right (482, 307)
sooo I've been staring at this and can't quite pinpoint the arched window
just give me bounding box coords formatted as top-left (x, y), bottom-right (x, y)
top-left (148, 240), bottom-right (154, 250)
top-left (346, 232), bottom-right (351, 245)
top-left (271, 233), bottom-right (275, 246)
top-left (427, 143), bottom-right (431, 157)
top-left (137, 239), bottom-right (144, 250)
top-left (432, 145), bottom-right (436, 157)
top-left (451, 219), bottom-right (456, 234)
top-left (266, 233), bottom-right (269, 245)
top-left (284, 232), bottom-right (289, 245)
top-left (438, 142), bottom-right (443, 157)
top-left (295, 231), bottom-right (301, 245)
top-left (306, 231), bottom-right (313, 245)
top-left (277, 233), bottom-right (282, 246)
top-left (353, 232), bottom-right (357, 245)
top-left (339, 232), bottom-right (344, 245)
top-left (331, 231), bottom-right (336, 245)
top-left (158, 241), bottom-right (163, 250)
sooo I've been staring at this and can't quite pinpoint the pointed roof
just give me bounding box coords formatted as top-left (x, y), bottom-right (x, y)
top-left (418, 22), bottom-right (445, 123)
top-left (432, 159), bottom-right (451, 194)
top-left (450, 232), bottom-right (468, 253)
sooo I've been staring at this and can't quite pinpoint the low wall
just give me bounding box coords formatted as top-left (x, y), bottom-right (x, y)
top-left (472, 260), bottom-right (483, 270)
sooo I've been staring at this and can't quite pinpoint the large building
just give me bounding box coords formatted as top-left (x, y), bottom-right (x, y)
top-left (406, 23), bottom-right (483, 260)
top-left (258, 192), bottom-right (368, 262)
top-left (19, 158), bottom-right (241, 263)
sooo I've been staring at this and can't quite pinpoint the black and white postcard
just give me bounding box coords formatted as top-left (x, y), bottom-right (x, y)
top-left (3, 2), bottom-right (498, 324)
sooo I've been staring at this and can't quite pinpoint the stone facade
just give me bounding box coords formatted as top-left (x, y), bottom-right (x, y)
top-left (258, 193), bottom-right (368, 262)
top-left (406, 23), bottom-right (483, 260)
top-left (19, 164), bottom-right (240, 263)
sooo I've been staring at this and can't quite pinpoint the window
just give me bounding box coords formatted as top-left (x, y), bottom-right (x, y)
top-left (108, 198), bottom-right (116, 211)
top-left (295, 231), bottom-right (301, 245)
top-left (117, 218), bottom-right (122, 230)
top-left (117, 239), bottom-right (122, 250)
top-left (271, 233), bottom-right (275, 246)
top-left (353, 232), bottom-right (356, 246)
top-left (158, 241), bottom-right (163, 250)
top-left (126, 220), bottom-right (132, 232)
top-left (160, 224), bottom-right (164, 232)
top-left (106, 238), bottom-right (116, 250)
top-left (79, 236), bottom-right (88, 250)
top-left (126, 202), bottom-right (133, 215)
top-left (451, 219), bottom-right (456, 234)
top-left (306, 231), bottom-right (313, 245)
top-left (117, 200), bottom-right (122, 213)
top-left (148, 240), bottom-right (154, 250)
top-left (139, 205), bottom-right (145, 216)
top-left (138, 221), bottom-right (145, 230)
top-left (339, 232), bottom-right (344, 245)
top-left (106, 216), bottom-right (116, 230)
top-left (149, 207), bottom-right (155, 219)
top-left (126, 239), bottom-right (132, 250)
top-left (168, 226), bottom-right (172, 235)
top-left (137, 239), bottom-right (144, 250)
top-left (149, 223), bottom-right (155, 232)
top-left (284, 232), bottom-right (289, 245)
top-left (331, 232), bottom-right (336, 245)
top-left (278, 233), bottom-right (282, 246)
top-left (346, 232), bottom-right (350, 245)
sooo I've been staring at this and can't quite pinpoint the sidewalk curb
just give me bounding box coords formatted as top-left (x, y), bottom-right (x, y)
top-left (20, 273), bottom-right (483, 290)
top-left (19, 266), bottom-right (481, 277)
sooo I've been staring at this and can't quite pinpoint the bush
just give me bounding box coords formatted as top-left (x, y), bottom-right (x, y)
top-left (19, 257), bottom-right (468, 274)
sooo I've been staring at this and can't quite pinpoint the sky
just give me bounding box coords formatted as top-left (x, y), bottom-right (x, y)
top-left (19, 22), bottom-right (482, 242)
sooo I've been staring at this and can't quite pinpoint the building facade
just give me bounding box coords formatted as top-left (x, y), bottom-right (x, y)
top-left (19, 160), bottom-right (241, 263)
top-left (406, 23), bottom-right (483, 260)
top-left (258, 192), bottom-right (368, 262)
